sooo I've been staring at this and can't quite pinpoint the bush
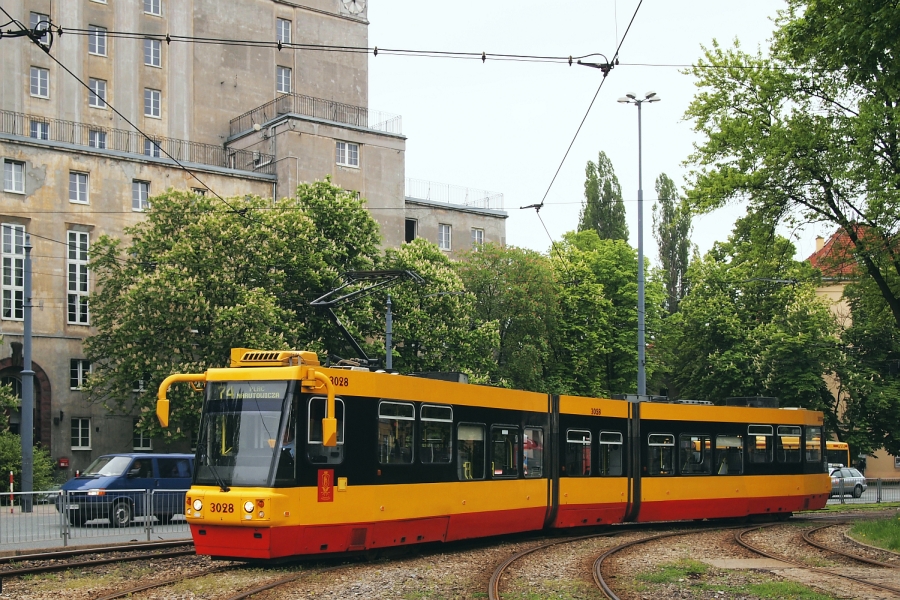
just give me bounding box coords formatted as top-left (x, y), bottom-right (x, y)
top-left (0, 431), bottom-right (57, 493)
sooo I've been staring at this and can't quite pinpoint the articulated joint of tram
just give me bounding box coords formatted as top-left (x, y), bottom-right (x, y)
top-left (156, 373), bottom-right (207, 428)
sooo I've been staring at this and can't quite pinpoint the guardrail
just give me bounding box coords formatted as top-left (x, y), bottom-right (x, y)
top-left (829, 477), bottom-right (900, 505)
top-left (0, 109), bottom-right (275, 175)
top-left (0, 490), bottom-right (190, 551)
top-left (229, 93), bottom-right (402, 137)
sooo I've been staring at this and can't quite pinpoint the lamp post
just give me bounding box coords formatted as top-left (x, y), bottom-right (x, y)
top-left (617, 91), bottom-right (660, 396)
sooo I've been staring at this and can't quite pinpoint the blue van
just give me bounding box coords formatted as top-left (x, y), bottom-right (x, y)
top-left (57, 453), bottom-right (193, 527)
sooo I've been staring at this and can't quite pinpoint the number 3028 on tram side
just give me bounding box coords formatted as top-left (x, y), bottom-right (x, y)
top-left (155, 348), bottom-right (831, 560)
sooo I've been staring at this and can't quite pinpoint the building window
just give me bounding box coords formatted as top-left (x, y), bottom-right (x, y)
top-left (471, 228), bottom-right (484, 248)
top-left (335, 141), bottom-right (359, 167)
top-left (143, 138), bottom-right (161, 158)
top-left (3, 160), bottom-right (24, 194)
top-left (88, 25), bottom-right (107, 56)
top-left (89, 130), bottom-right (107, 149)
top-left (30, 67), bottom-right (49, 98)
top-left (144, 39), bottom-right (161, 67)
top-left (70, 359), bottom-right (91, 390)
top-left (277, 18), bottom-right (291, 44)
top-left (1, 224), bottom-right (25, 321)
top-left (438, 224), bottom-right (451, 251)
top-left (133, 180), bottom-right (150, 211)
top-left (67, 230), bottom-right (90, 324)
top-left (133, 419), bottom-right (152, 450)
top-left (30, 120), bottom-right (49, 140)
top-left (69, 172), bottom-right (89, 204)
top-left (144, 0), bottom-right (161, 16)
top-left (71, 418), bottom-right (91, 450)
top-left (895, 456), bottom-right (900, 469)
top-left (191, 188), bottom-right (207, 196)
top-left (88, 78), bottom-right (107, 108)
top-left (276, 66), bottom-right (292, 94)
top-left (30, 13), bottom-right (50, 45)
top-left (405, 219), bottom-right (417, 243)
top-left (144, 88), bottom-right (161, 118)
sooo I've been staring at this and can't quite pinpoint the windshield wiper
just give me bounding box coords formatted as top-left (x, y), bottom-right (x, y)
top-left (202, 452), bottom-right (230, 492)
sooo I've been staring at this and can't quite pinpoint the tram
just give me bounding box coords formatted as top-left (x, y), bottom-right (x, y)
top-left (156, 348), bottom-right (831, 560)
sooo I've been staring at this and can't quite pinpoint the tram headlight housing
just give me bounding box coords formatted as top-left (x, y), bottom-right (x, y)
top-left (244, 501), bottom-right (255, 513)
top-left (192, 499), bottom-right (203, 512)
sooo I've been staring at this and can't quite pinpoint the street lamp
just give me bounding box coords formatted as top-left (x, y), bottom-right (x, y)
top-left (617, 91), bottom-right (660, 396)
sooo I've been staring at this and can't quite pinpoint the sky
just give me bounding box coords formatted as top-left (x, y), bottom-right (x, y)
top-left (367, 0), bottom-right (833, 264)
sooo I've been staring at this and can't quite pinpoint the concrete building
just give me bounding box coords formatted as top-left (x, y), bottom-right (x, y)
top-left (1, 0), bottom-right (506, 475)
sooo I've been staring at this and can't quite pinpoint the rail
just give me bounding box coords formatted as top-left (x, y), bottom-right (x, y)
top-left (0, 109), bottom-right (275, 175)
top-left (406, 178), bottom-right (505, 211)
top-left (229, 93), bottom-right (402, 137)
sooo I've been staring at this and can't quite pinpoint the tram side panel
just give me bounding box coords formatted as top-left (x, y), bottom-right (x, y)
top-left (635, 404), bottom-right (830, 523)
top-left (552, 396), bottom-right (631, 528)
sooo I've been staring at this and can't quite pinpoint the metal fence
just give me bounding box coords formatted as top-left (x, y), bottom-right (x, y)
top-left (0, 109), bottom-right (275, 175)
top-left (405, 178), bottom-right (505, 210)
top-left (229, 93), bottom-right (402, 137)
top-left (828, 478), bottom-right (900, 505)
top-left (1, 490), bottom-right (190, 551)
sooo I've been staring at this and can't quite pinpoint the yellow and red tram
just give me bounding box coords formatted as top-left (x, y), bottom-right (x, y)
top-left (156, 348), bottom-right (830, 560)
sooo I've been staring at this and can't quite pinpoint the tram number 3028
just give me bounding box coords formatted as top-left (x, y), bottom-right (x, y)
top-left (210, 503), bottom-right (235, 513)
top-left (329, 376), bottom-right (349, 387)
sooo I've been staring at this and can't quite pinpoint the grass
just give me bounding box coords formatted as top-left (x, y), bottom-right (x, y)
top-left (812, 501), bottom-right (900, 513)
top-left (630, 560), bottom-right (837, 600)
top-left (849, 514), bottom-right (900, 551)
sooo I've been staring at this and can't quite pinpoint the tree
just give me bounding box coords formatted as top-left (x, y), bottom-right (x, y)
top-left (85, 180), bottom-right (382, 439)
top-left (669, 216), bottom-right (842, 424)
top-left (377, 238), bottom-right (499, 379)
top-left (455, 243), bottom-right (558, 390)
top-left (0, 376), bottom-right (56, 492)
top-left (578, 151), bottom-right (628, 242)
top-left (684, 1), bottom-right (900, 329)
top-left (550, 231), bottom-right (664, 396)
top-left (652, 173), bottom-right (693, 315)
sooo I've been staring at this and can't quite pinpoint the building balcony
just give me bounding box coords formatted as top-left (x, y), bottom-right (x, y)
top-left (0, 109), bottom-right (275, 175)
top-left (229, 93), bottom-right (402, 138)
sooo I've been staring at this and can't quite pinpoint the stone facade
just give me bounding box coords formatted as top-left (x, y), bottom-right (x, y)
top-left (1, 0), bottom-right (506, 475)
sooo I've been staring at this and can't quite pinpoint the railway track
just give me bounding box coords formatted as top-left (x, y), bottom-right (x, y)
top-left (735, 523), bottom-right (900, 597)
top-left (802, 523), bottom-right (900, 569)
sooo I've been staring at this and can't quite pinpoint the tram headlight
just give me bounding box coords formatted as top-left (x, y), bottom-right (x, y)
top-left (244, 501), bottom-right (255, 513)
top-left (193, 499), bottom-right (203, 512)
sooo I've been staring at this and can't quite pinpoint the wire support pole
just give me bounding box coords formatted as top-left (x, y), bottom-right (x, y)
top-left (21, 234), bottom-right (35, 512)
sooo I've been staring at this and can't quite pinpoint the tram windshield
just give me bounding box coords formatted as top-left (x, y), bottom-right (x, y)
top-left (195, 380), bottom-right (292, 488)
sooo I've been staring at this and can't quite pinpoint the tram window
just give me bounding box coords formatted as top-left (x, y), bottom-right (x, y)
top-left (680, 434), bottom-right (712, 475)
top-left (274, 400), bottom-right (296, 485)
top-left (491, 426), bottom-right (519, 478)
top-left (565, 429), bottom-right (591, 476)
top-left (715, 434), bottom-right (743, 475)
top-left (378, 401), bottom-right (415, 465)
top-left (524, 427), bottom-right (543, 478)
top-left (776, 426), bottom-right (802, 463)
top-left (598, 431), bottom-right (623, 476)
top-left (457, 423), bottom-right (485, 480)
top-left (748, 425), bottom-right (774, 464)
top-left (647, 434), bottom-right (675, 476)
top-left (307, 397), bottom-right (345, 465)
top-left (805, 426), bottom-right (823, 464)
top-left (420, 404), bottom-right (452, 464)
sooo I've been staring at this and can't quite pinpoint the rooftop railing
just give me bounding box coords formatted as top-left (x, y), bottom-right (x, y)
top-left (0, 109), bottom-right (275, 175)
top-left (406, 178), bottom-right (505, 211)
top-left (230, 93), bottom-right (402, 137)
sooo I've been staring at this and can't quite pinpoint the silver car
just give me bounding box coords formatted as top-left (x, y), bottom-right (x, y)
top-left (830, 467), bottom-right (867, 498)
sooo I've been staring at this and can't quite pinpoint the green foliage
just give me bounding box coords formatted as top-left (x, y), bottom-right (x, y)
top-left (455, 244), bottom-right (557, 390)
top-left (685, 3), bottom-right (900, 329)
top-left (636, 560), bottom-right (708, 584)
top-left (85, 180), bottom-right (381, 439)
top-left (652, 173), bottom-right (693, 315)
top-left (578, 151), bottom-right (628, 242)
top-left (0, 380), bottom-right (15, 431)
top-left (668, 216), bottom-right (842, 418)
top-left (378, 238), bottom-right (499, 379)
top-left (549, 231), bottom-right (664, 396)
top-left (839, 276), bottom-right (900, 455)
top-left (0, 432), bottom-right (57, 491)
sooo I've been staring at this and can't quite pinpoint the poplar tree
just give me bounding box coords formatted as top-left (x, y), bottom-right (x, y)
top-left (652, 173), bottom-right (693, 315)
top-left (578, 151), bottom-right (628, 241)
